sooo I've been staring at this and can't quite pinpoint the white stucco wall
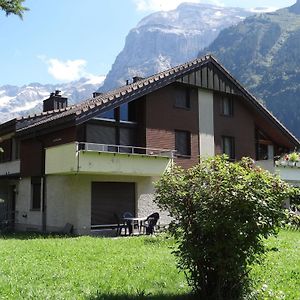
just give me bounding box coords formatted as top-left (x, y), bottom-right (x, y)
top-left (45, 143), bottom-right (172, 177)
top-left (198, 89), bottom-right (215, 157)
top-left (275, 166), bottom-right (300, 183)
top-left (256, 160), bottom-right (275, 173)
top-left (15, 178), bottom-right (43, 231)
top-left (46, 174), bottom-right (171, 235)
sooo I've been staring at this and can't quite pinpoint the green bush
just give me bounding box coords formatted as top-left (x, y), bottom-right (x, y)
top-left (155, 156), bottom-right (294, 300)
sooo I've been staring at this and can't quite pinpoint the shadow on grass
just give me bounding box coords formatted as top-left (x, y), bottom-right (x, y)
top-left (88, 293), bottom-right (198, 300)
top-left (0, 232), bottom-right (77, 240)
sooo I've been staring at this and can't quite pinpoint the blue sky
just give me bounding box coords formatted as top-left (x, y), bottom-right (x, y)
top-left (0, 0), bottom-right (296, 86)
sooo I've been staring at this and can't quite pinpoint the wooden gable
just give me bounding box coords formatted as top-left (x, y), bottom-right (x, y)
top-left (176, 61), bottom-right (241, 95)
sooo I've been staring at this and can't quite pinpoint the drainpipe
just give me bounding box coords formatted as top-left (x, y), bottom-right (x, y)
top-left (36, 135), bottom-right (47, 233)
top-left (41, 168), bottom-right (47, 233)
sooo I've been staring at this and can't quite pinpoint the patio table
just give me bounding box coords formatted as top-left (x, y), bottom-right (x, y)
top-left (122, 217), bottom-right (147, 235)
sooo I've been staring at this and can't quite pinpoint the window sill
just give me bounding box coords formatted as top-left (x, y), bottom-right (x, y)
top-left (30, 209), bottom-right (41, 212)
top-left (220, 113), bottom-right (233, 118)
top-left (173, 105), bottom-right (191, 111)
top-left (176, 154), bottom-right (191, 159)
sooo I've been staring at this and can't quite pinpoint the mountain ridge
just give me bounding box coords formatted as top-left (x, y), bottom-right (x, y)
top-left (0, 76), bottom-right (105, 123)
top-left (199, 2), bottom-right (300, 137)
top-left (99, 2), bottom-right (253, 92)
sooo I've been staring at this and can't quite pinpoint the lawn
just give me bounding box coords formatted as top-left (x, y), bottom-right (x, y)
top-left (0, 230), bottom-right (299, 300)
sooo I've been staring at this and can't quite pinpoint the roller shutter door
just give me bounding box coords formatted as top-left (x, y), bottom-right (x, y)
top-left (91, 182), bottom-right (135, 225)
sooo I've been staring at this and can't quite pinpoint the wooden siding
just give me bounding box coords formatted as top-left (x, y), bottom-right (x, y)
top-left (213, 93), bottom-right (256, 160)
top-left (20, 127), bottom-right (77, 177)
top-left (177, 62), bottom-right (240, 96)
top-left (145, 84), bottom-right (199, 169)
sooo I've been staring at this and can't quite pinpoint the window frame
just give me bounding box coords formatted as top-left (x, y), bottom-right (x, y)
top-left (221, 136), bottom-right (235, 160)
top-left (220, 96), bottom-right (234, 117)
top-left (175, 130), bottom-right (191, 157)
top-left (174, 87), bottom-right (191, 110)
top-left (31, 177), bottom-right (42, 211)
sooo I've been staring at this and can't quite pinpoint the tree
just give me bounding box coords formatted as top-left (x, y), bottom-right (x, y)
top-left (0, 0), bottom-right (28, 18)
top-left (155, 156), bottom-right (294, 299)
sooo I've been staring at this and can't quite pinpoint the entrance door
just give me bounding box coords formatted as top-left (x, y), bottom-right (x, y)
top-left (91, 182), bottom-right (135, 225)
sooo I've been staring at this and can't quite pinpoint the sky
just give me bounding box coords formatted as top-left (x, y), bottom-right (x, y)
top-left (0, 0), bottom-right (296, 86)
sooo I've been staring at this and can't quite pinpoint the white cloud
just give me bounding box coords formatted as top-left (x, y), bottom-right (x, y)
top-left (38, 56), bottom-right (103, 83)
top-left (84, 75), bottom-right (106, 85)
top-left (47, 58), bottom-right (87, 81)
top-left (133, 0), bottom-right (200, 11)
top-left (249, 7), bottom-right (279, 13)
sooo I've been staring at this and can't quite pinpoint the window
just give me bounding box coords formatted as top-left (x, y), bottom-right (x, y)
top-left (221, 96), bottom-right (233, 116)
top-left (174, 87), bottom-right (190, 109)
top-left (222, 136), bottom-right (235, 160)
top-left (256, 143), bottom-right (269, 160)
top-left (98, 108), bottom-right (115, 120)
top-left (31, 177), bottom-right (41, 210)
top-left (175, 130), bottom-right (191, 156)
top-left (120, 102), bottom-right (137, 122)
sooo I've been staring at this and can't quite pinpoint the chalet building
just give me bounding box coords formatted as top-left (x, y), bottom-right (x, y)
top-left (0, 55), bottom-right (299, 234)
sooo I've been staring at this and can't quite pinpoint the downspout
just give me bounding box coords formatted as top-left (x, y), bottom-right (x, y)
top-left (36, 135), bottom-right (47, 233)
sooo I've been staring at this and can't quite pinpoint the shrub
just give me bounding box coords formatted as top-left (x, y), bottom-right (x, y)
top-left (155, 156), bottom-right (294, 300)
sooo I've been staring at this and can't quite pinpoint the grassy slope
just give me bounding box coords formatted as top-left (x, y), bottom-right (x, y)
top-left (0, 230), bottom-right (299, 300)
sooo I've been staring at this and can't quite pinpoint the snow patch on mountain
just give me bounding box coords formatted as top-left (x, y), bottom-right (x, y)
top-left (0, 76), bottom-right (105, 123)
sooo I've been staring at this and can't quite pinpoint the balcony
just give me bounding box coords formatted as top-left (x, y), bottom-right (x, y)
top-left (0, 160), bottom-right (20, 177)
top-left (45, 142), bottom-right (174, 177)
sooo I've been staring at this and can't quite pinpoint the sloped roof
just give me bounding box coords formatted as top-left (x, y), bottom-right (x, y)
top-left (1, 55), bottom-right (299, 147)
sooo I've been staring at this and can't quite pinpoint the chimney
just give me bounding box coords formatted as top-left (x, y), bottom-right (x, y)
top-left (132, 76), bottom-right (144, 83)
top-left (92, 92), bottom-right (103, 98)
top-left (43, 90), bottom-right (68, 112)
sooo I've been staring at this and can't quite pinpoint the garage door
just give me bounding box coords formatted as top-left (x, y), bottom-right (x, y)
top-left (91, 182), bottom-right (135, 225)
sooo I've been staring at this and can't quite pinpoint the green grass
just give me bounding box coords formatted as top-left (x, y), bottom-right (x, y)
top-left (0, 230), bottom-right (299, 300)
top-left (250, 229), bottom-right (300, 300)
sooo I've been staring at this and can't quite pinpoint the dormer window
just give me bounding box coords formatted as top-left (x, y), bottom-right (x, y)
top-left (221, 96), bottom-right (233, 116)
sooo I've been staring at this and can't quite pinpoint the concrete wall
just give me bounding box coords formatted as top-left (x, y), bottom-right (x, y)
top-left (45, 143), bottom-right (171, 177)
top-left (0, 160), bottom-right (20, 176)
top-left (256, 159), bottom-right (275, 173)
top-left (275, 166), bottom-right (300, 183)
top-left (198, 89), bottom-right (215, 157)
top-left (14, 177), bottom-right (43, 231)
top-left (45, 174), bottom-right (170, 235)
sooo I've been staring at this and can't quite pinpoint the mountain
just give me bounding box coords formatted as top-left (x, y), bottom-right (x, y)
top-left (199, 0), bottom-right (300, 138)
top-left (0, 76), bottom-right (105, 123)
top-left (99, 2), bottom-right (253, 92)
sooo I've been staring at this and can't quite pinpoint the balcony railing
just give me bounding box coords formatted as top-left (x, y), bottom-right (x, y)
top-left (45, 142), bottom-right (174, 176)
top-left (77, 142), bottom-right (175, 158)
